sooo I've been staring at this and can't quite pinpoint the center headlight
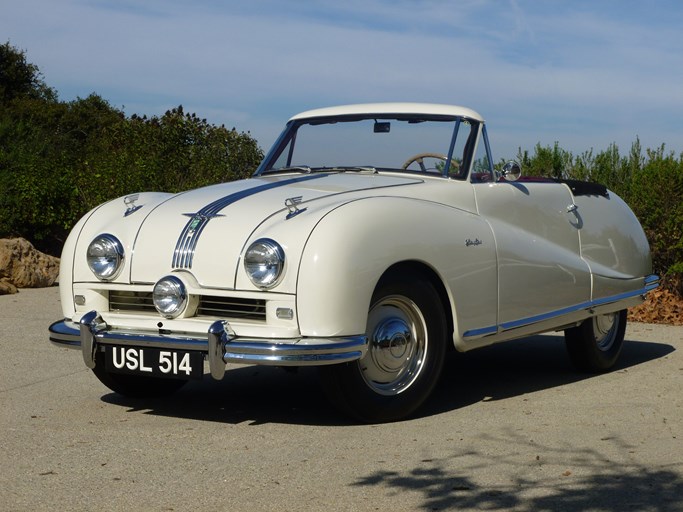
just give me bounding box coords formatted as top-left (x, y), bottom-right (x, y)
top-left (244, 238), bottom-right (285, 289)
top-left (86, 234), bottom-right (124, 281)
top-left (153, 275), bottom-right (187, 318)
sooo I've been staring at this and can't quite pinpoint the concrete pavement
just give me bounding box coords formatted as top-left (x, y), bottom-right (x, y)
top-left (1, 287), bottom-right (681, 511)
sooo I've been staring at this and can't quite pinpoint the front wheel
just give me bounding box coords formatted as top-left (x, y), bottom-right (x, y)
top-left (564, 310), bottom-right (627, 372)
top-left (320, 277), bottom-right (448, 423)
top-left (92, 355), bottom-right (188, 398)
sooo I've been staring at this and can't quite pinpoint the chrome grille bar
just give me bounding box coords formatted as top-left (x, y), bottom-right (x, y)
top-left (108, 291), bottom-right (266, 321)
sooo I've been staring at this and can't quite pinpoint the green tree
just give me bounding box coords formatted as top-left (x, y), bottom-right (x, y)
top-left (0, 41), bottom-right (56, 102)
top-left (0, 42), bottom-right (263, 255)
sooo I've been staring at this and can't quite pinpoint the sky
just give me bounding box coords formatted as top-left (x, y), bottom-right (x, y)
top-left (2, 0), bottom-right (682, 161)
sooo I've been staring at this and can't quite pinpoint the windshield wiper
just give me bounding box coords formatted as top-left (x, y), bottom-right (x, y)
top-left (313, 166), bottom-right (378, 174)
top-left (262, 165), bottom-right (312, 175)
top-left (262, 165), bottom-right (378, 175)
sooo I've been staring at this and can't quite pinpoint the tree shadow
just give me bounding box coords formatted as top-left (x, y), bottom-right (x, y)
top-left (352, 430), bottom-right (683, 511)
top-left (100, 334), bottom-right (674, 426)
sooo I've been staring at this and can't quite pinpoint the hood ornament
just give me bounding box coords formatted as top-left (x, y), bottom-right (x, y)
top-left (124, 194), bottom-right (143, 217)
top-left (285, 196), bottom-right (307, 219)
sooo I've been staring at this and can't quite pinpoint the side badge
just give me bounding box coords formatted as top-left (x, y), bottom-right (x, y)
top-left (465, 238), bottom-right (483, 247)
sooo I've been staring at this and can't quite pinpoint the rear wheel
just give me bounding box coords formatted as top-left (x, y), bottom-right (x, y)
top-left (92, 355), bottom-right (188, 398)
top-left (564, 310), bottom-right (627, 372)
top-left (320, 276), bottom-right (448, 423)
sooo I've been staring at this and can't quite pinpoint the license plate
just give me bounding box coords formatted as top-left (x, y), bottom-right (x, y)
top-left (105, 346), bottom-right (204, 380)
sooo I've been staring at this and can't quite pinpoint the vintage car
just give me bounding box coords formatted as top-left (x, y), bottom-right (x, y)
top-left (49, 103), bottom-right (658, 422)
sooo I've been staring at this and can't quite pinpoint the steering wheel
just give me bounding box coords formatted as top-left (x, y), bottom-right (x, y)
top-left (401, 152), bottom-right (460, 175)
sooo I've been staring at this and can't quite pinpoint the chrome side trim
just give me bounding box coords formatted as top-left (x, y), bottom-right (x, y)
top-left (461, 325), bottom-right (498, 338)
top-left (463, 274), bottom-right (660, 339)
top-left (49, 313), bottom-right (367, 375)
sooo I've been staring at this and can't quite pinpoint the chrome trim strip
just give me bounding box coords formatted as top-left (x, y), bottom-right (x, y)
top-left (644, 274), bottom-right (660, 286)
top-left (49, 313), bottom-right (367, 374)
top-left (500, 303), bottom-right (587, 332)
top-left (460, 325), bottom-right (498, 338)
top-left (172, 174), bottom-right (330, 269)
top-left (463, 274), bottom-right (659, 339)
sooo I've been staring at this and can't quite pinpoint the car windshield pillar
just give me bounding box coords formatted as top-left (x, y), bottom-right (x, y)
top-left (444, 119), bottom-right (461, 177)
top-left (254, 121), bottom-right (298, 176)
top-left (482, 125), bottom-right (495, 179)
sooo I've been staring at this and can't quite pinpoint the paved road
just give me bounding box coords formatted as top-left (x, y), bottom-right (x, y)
top-left (1, 287), bottom-right (682, 511)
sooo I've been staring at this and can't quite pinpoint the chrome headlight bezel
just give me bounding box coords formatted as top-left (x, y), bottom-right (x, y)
top-left (86, 234), bottom-right (124, 281)
top-left (244, 238), bottom-right (285, 289)
top-left (152, 275), bottom-right (188, 319)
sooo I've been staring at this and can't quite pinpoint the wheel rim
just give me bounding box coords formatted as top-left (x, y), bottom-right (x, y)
top-left (592, 313), bottom-right (618, 351)
top-left (359, 295), bottom-right (428, 396)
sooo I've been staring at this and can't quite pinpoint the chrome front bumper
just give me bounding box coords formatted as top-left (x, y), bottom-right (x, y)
top-left (49, 311), bottom-right (368, 380)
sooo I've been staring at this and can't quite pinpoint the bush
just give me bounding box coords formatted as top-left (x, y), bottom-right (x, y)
top-left (0, 43), bottom-right (263, 255)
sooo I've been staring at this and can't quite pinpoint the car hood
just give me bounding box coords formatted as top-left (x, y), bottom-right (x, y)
top-left (121, 172), bottom-right (421, 288)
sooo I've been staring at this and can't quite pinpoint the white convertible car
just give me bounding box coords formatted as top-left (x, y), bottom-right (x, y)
top-left (49, 103), bottom-right (658, 422)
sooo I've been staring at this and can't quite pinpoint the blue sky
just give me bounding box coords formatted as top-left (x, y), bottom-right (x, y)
top-left (2, 0), bottom-right (682, 160)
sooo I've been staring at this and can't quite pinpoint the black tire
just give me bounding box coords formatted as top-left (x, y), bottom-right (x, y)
top-left (320, 276), bottom-right (448, 423)
top-left (565, 310), bottom-right (627, 373)
top-left (92, 354), bottom-right (188, 398)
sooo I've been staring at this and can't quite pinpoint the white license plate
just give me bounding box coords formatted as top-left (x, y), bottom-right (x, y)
top-left (104, 346), bottom-right (204, 380)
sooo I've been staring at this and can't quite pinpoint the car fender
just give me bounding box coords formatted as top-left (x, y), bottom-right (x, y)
top-left (58, 207), bottom-right (101, 319)
top-left (573, 189), bottom-right (652, 298)
top-left (296, 196), bottom-right (498, 343)
top-left (61, 192), bottom-right (174, 318)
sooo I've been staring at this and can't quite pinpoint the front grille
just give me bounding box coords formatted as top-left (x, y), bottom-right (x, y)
top-left (109, 290), bottom-right (154, 312)
top-left (108, 290), bottom-right (267, 322)
top-left (197, 296), bottom-right (266, 320)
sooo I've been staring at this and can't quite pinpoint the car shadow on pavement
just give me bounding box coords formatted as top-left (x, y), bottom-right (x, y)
top-left (101, 334), bottom-right (674, 426)
top-left (101, 363), bottom-right (350, 426)
top-left (422, 333), bottom-right (675, 418)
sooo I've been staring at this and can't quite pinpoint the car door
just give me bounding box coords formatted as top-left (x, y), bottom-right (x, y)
top-left (473, 179), bottom-right (592, 329)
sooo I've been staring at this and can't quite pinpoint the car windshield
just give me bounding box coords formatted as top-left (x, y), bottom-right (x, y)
top-left (258, 115), bottom-right (482, 179)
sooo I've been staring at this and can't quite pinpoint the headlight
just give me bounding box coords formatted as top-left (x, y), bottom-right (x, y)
top-left (153, 276), bottom-right (187, 318)
top-left (86, 234), bottom-right (124, 281)
top-left (244, 238), bottom-right (285, 289)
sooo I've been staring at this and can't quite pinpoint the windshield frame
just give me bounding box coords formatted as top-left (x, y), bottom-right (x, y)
top-left (254, 113), bottom-right (487, 179)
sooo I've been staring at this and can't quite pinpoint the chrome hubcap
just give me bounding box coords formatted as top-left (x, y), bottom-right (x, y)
top-left (360, 295), bottom-right (428, 396)
top-left (593, 313), bottom-right (617, 351)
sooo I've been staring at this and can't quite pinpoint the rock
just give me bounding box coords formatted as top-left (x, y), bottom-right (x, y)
top-left (0, 278), bottom-right (18, 295)
top-left (0, 238), bottom-right (60, 294)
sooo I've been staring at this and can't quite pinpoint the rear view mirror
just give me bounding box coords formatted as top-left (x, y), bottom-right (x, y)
top-left (374, 121), bottom-right (390, 133)
top-left (501, 161), bottom-right (522, 181)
